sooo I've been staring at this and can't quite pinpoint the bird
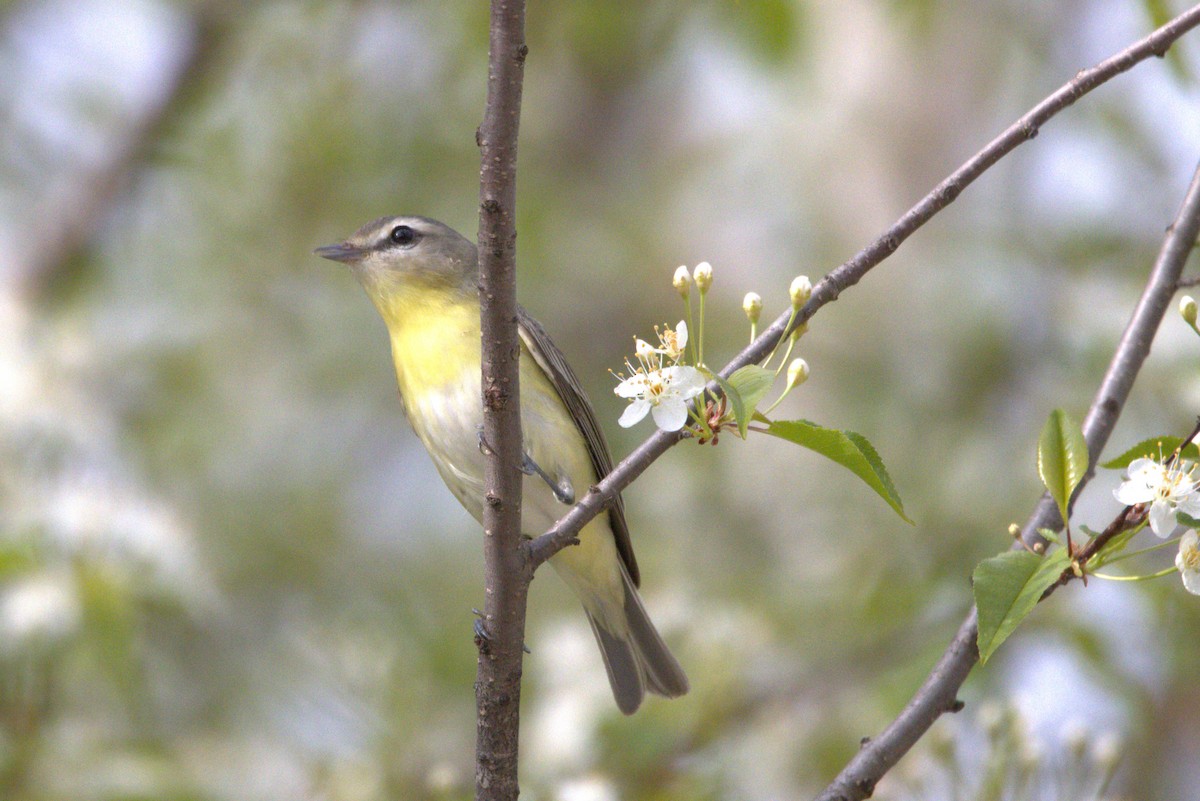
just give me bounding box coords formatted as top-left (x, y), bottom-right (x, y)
top-left (315, 215), bottom-right (688, 714)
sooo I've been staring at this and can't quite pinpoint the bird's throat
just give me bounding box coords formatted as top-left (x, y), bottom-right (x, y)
top-left (375, 285), bottom-right (481, 396)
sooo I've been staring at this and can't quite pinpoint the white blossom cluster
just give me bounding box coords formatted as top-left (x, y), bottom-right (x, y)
top-left (1115, 456), bottom-right (1200, 594)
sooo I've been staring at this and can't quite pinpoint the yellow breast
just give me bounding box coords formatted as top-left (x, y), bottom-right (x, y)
top-left (379, 287), bottom-right (481, 396)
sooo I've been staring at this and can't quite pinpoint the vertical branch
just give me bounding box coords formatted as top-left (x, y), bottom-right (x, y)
top-left (474, 2), bottom-right (528, 801)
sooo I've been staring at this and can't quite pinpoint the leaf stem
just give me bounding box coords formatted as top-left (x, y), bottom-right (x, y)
top-left (1095, 532), bottom-right (1173, 566)
top-left (764, 307), bottom-right (799, 369)
top-left (1090, 566), bottom-right (1179, 581)
top-left (685, 293), bottom-right (698, 367)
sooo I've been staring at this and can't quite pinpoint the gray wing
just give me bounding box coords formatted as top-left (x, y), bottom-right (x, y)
top-left (517, 306), bottom-right (640, 587)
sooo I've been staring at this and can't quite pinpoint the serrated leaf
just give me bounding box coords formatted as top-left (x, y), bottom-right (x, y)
top-left (766, 419), bottom-right (911, 523)
top-left (1101, 436), bottom-right (1198, 470)
top-left (1037, 410), bottom-right (1089, 521)
top-left (974, 547), bottom-right (1070, 664)
top-left (727, 365), bottom-right (775, 437)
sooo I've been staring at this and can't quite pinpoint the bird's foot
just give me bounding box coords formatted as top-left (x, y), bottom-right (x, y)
top-left (521, 452), bottom-right (575, 505)
top-left (477, 427), bottom-right (575, 505)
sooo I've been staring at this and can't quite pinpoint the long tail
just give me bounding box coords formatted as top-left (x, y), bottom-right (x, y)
top-left (585, 563), bottom-right (689, 715)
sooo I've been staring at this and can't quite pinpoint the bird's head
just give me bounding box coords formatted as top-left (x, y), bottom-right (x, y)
top-left (315, 215), bottom-right (479, 299)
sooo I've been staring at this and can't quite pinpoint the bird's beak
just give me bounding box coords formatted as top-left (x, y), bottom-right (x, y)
top-left (314, 242), bottom-right (366, 264)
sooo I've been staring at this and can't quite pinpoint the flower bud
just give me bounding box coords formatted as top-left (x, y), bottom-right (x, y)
top-left (742, 292), bottom-right (762, 324)
top-left (673, 265), bottom-right (691, 298)
top-left (786, 358), bottom-right (809, 389)
top-left (789, 275), bottom-right (812, 308)
top-left (693, 262), bottom-right (713, 294)
top-left (1182, 295), bottom-right (1198, 327)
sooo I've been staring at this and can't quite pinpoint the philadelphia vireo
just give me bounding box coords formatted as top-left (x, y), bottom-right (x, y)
top-left (315, 215), bottom-right (688, 714)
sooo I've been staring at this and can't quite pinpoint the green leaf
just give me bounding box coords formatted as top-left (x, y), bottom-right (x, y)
top-left (1036, 527), bottom-right (1061, 545)
top-left (974, 548), bottom-right (1070, 664)
top-left (766, 419), bottom-right (911, 523)
top-left (1037, 410), bottom-right (1089, 521)
top-left (1101, 436), bottom-right (1198, 470)
top-left (1179, 512), bottom-right (1200, 529)
top-left (726, 365), bottom-right (775, 437)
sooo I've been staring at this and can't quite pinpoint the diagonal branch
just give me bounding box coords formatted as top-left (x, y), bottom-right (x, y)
top-left (813, 158), bottom-right (1200, 801)
top-left (527, 3), bottom-right (1200, 571)
top-left (474, 2), bottom-right (528, 800)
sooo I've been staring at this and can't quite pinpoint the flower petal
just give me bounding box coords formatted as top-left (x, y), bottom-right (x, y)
top-left (1180, 568), bottom-right (1200, 595)
top-left (1149, 500), bottom-right (1175, 537)
top-left (1114, 479), bottom-right (1153, 506)
top-left (1126, 457), bottom-right (1158, 476)
top-left (1178, 529), bottom-right (1200, 559)
top-left (651, 397), bottom-right (689, 431)
top-left (1177, 531), bottom-right (1200, 594)
top-left (618, 399), bottom-right (650, 428)
top-left (667, 366), bottom-right (706, 399)
top-left (614, 374), bottom-right (647, 399)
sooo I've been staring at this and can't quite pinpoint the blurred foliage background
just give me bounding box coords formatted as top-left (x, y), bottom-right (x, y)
top-left (2, 1), bottom-right (1200, 799)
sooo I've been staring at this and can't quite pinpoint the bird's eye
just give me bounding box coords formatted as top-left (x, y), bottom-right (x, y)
top-left (389, 225), bottom-right (417, 245)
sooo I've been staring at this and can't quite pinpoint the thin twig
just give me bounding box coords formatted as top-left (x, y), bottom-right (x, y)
top-left (527, 3), bottom-right (1200, 572)
top-left (474, 2), bottom-right (528, 800)
top-left (814, 158), bottom-right (1200, 801)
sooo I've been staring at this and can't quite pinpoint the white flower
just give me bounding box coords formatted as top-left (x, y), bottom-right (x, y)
top-left (654, 321), bottom-right (688, 362)
top-left (615, 365), bottom-right (705, 431)
top-left (1114, 457), bottom-right (1200, 537)
top-left (1176, 529), bottom-right (1200, 594)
